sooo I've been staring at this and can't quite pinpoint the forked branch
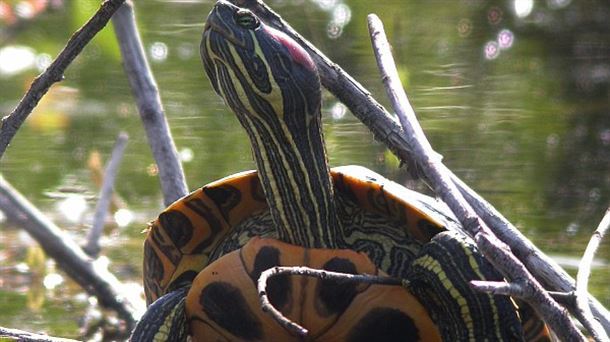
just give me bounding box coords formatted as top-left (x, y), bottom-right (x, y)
top-left (257, 266), bottom-right (403, 337)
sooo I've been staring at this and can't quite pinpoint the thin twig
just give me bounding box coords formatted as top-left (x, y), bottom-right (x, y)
top-left (257, 266), bottom-right (404, 337)
top-left (111, 1), bottom-right (188, 206)
top-left (230, 0), bottom-right (610, 333)
top-left (576, 208), bottom-right (610, 342)
top-left (367, 13), bottom-right (585, 341)
top-left (0, 0), bottom-right (126, 160)
top-left (0, 176), bottom-right (138, 331)
top-left (470, 280), bottom-right (525, 297)
top-left (472, 281), bottom-right (599, 332)
top-left (0, 326), bottom-right (79, 342)
top-left (84, 132), bottom-right (129, 258)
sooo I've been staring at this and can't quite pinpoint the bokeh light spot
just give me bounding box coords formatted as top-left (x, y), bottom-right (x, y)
top-left (114, 209), bottom-right (134, 228)
top-left (497, 29), bottom-right (514, 49)
top-left (514, 0), bottom-right (534, 18)
top-left (149, 42), bottom-right (168, 62)
top-left (56, 194), bottom-right (88, 223)
top-left (487, 6), bottom-right (503, 25)
top-left (484, 41), bottom-right (500, 60)
top-left (457, 18), bottom-right (473, 38)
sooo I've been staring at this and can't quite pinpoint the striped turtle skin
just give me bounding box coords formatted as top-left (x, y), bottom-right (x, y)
top-left (131, 1), bottom-right (551, 341)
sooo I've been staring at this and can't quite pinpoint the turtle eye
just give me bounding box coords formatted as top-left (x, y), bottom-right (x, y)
top-left (235, 11), bottom-right (259, 29)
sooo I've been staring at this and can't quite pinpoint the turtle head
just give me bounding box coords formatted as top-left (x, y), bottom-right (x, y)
top-left (201, 1), bottom-right (339, 249)
top-left (201, 0), bottom-right (321, 130)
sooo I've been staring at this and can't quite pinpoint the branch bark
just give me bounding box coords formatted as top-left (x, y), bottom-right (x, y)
top-left (0, 0), bottom-right (126, 160)
top-left (576, 208), bottom-right (610, 342)
top-left (229, 0), bottom-right (610, 334)
top-left (258, 266), bottom-right (403, 337)
top-left (111, 1), bottom-right (188, 206)
top-left (84, 132), bottom-right (129, 258)
top-left (0, 326), bottom-right (79, 342)
top-left (0, 176), bottom-right (138, 330)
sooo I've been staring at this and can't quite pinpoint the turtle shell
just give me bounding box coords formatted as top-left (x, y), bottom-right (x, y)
top-left (142, 166), bottom-right (550, 341)
top-left (185, 236), bottom-right (442, 341)
top-left (143, 165), bottom-right (455, 304)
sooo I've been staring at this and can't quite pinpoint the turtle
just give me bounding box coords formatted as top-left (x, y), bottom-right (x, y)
top-left (130, 1), bottom-right (550, 341)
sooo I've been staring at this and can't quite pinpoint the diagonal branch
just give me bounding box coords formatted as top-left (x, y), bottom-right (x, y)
top-left (576, 208), bottom-right (610, 342)
top-left (84, 132), bottom-right (129, 258)
top-left (0, 0), bottom-right (126, 160)
top-left (366, 13), bottom-right (584, 341)
top-left (111, 1), bottom-right (188, 206)
top-left (0, 176), bottom-right (138, 330)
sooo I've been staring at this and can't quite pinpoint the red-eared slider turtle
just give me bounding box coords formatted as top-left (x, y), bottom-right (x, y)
top-left (131, 1), bottom-right (550, 341)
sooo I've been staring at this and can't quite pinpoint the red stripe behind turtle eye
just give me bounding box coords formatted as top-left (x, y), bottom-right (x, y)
top-left (263, 26), bottom-right (316, 72)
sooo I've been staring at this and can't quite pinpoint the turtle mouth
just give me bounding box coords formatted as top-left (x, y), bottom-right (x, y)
top-left (203, 1), bottom-right (248, 50)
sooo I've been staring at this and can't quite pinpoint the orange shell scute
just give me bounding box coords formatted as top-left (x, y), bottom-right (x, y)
top-left (185, 237), bottom-right (441, 341)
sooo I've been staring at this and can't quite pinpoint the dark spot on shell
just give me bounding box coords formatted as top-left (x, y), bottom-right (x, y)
top-left (347, 308), bottom-right (420, 342)
top-left (203, 184), bottom-right (242, 223)
top-left (144, 240), bottom-right (164, 283)
top-left (200, 281), bottom-right (263, 340)
top-left (183, 197), bottom-right (224, 254)
top-left (417, 219), bottom-right (442, 241)
top-left (159, 210), bottom-right (193, 249)
top-left (168, 270), bottom-right (198, 293)
top-left (250, 176), bottom-right (266, 203)
top-left (317, 257), bottom-right (358, 316)
top-left (143, 240), bottom-right (164, 304)
top-left (250, 246), bottom-right (290, 310)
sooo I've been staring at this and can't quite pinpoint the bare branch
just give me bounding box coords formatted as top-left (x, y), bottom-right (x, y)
top-left (111, 1), bottom-right (188, 206)
top-left (367, 13), bottom-right (585, 341)
top-left (0, 176), bottom-right (138, 330)
top-left (229, 0), bottom-right (610, 334)
top-left (0, 326), bottom-right (78, 342)
top-left (576, 208), bottom-right (610, 342)
top-left (470, 280), bottom-right (526, 297)
top-left (84, 132), bottom-right (129, 258)
top-left (257, 266), bottom-right (403, 337)
top-left (0, 0), bottom-right (126, 160)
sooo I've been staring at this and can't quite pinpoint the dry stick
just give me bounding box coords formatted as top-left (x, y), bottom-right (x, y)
top-left (576, 208), bottom-right (610, 342)
top-left (257, 266), bottom-right (404, 337)
top-left (0, 326), bottom-right (79, 342)
top-left (0, 176), bottom-right (138, 329)
top-left (0, 0), bottom-right (126, 160)
top-left (473, 282), bottom-right (578, 310)
top-left (111, 1), bottom-right (188, 206)
top-left (367, 14), bottom-right (584, 341)
top-left (470, 281), bottom-right (526, 297)
top-left (231, 0), bottom-right (610, 333)
top-left (84, 132), bottom-right (129, 258)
